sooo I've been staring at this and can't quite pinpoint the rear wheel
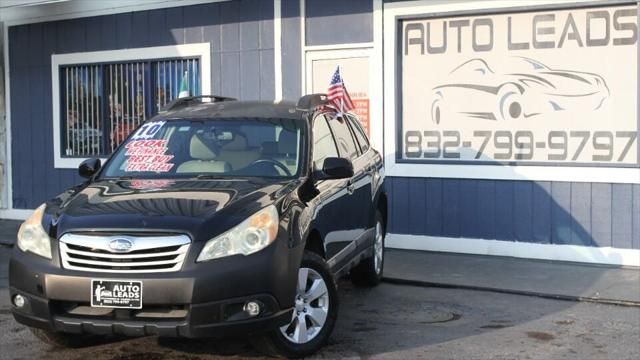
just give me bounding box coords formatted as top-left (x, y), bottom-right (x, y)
top-left (351, 210), bottom-right (385, 287)
top-left (250, 251), bottom-right (338, 358)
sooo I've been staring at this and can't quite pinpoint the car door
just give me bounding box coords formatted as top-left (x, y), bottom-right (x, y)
top-left (324, 114), bottom-right (371, 256)
top-left (310, 114), bottom-right (359, 266)
top-left (344, 114), bottom-right (377, 249)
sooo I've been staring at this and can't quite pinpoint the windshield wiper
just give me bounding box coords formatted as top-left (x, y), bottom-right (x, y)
top-left (193, 175), bottom-right (226, 180)
top-left (100, 176), bottom-right (134, 180)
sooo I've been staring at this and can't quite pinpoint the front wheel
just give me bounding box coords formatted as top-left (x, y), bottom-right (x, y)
top-left (250, 251), bottom-right (338, 358)
top-left (351, 210), bottom-right (385, 287)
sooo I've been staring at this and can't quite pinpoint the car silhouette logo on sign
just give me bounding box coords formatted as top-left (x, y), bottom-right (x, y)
top-left (108, 238), bottom-right (134, 253)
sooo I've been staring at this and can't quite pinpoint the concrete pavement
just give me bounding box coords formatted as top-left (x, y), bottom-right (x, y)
top-left (1, 276), bottom-right (639, 359)
top-left (384, 249), bottom-right (640, 306)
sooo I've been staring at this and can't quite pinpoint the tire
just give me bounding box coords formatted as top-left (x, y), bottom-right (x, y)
top-left (250, 251), bottom-right (338, 358)
top-left (30, 328), bottom-right (95, 348)
top-left (351, 210), bottom-right (385, 287)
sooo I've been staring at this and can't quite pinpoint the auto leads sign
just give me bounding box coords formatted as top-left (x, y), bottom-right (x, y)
top-left (399, 5), bottom-right (638, 168)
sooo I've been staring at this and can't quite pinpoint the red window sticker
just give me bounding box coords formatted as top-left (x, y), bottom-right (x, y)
top-left (128, 180), bottom-right (176, 190)
top-left (127, 155), bottom-right (174, 164)
top-left (124, 139), bottom-right (174, 173)
top-left (126, 162), bottom-right (174, 172)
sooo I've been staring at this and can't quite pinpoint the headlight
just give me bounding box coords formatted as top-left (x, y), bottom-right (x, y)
top-left (197, 205), bottom-right (279, 262)
top-left (17, 204), bottom-right (52, 259)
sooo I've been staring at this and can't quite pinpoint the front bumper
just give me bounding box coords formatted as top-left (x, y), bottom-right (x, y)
top-left (9, 236), bottom-right (303, 338)
top-left (11, 289), bottom-right (292, 338)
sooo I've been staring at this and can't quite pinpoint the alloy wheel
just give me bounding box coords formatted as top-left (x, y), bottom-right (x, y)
top-left (279, 267), bottom-right (329, 344)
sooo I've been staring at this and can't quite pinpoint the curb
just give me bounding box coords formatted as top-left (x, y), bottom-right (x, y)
top-left (382, 277), bottom-right (640, 308)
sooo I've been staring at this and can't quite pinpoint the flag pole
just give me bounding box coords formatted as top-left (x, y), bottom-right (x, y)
top-left (338, 66), bottom-right (343, 115)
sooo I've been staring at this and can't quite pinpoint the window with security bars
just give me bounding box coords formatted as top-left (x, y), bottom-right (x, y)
top-left (61, 58), bottom-right (200, 157)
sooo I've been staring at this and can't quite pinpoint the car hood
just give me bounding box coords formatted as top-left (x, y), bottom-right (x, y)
top-left (45, 178), bottom-right (300, 242)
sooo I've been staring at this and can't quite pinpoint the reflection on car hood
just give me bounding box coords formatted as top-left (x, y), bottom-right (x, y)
top-left (46, 178), bottom-right (299, 241)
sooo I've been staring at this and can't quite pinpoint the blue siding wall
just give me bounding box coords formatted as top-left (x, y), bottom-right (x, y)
top-left (282, 0), bottom-right (302, 100)
top-left (9, 0), bottom-right (274, 209)
top-left (305, 0), bottom-right (373, 46)
top-left (386, 177), bottom-right (640, 250)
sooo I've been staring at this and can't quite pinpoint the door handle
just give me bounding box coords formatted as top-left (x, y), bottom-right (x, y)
top-left (367, 166), bottom-right (375, 174)
top-left (347, 183), bottom-right (355, 194)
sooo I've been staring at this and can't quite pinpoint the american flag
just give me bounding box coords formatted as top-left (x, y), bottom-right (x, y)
top-left (327, 66), bottom-right (354, 113)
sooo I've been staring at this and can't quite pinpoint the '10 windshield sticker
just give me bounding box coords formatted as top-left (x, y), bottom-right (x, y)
top-left (124, 139), bottom-right (174, 173)
top-left (131, 121), bottom-right (166, 140)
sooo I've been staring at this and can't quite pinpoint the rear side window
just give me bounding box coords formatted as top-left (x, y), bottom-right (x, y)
top-left (347, 115), bottom-right (370, 153)
top-left (312, 115), bottom-right (339, 169)
top-left (327, 116), bottom-right (359, 160)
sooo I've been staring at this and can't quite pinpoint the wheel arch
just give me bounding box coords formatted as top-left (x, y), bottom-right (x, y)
top-left (376, 191), bottom-right (388, 230)
top-left (304, 228), bottom-right (326, 259)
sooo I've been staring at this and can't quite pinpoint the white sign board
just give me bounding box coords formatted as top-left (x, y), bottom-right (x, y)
top-left (398, 4), bottom-right (638, 172)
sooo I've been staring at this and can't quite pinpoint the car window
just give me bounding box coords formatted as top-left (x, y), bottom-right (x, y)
top-left (100, 118), bottom-right (303, 179)
top-left (347, 115), bottom-right (370, 153)
top-left (312, 115), bottom-right (339, 170)
top-left (327, 115), bottom-right (359, 160)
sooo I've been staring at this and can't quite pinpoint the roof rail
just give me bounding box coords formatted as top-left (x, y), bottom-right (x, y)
top-left (296, 93), bottom-right (328, 111)
top-left (161, 95), bottom-right (237, 112)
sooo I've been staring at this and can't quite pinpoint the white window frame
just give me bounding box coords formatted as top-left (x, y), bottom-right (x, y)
top-left (51, 42), bottom-right (211, 169)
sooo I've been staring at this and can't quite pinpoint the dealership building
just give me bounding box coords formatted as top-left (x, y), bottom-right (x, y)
top-left (0, 0), bottom-right (638, 266)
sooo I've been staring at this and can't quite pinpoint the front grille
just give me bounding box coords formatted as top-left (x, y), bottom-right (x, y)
top-left (59, 233), bottom-right (190, 273)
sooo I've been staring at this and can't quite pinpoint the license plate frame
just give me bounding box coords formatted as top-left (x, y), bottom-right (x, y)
top-left (90, 279), bottom-right (143, 309)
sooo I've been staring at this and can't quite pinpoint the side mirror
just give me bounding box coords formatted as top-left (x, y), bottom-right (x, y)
top-left (319, 157), bottom-right (353, 180)
top-left (78, 158), bottom-right (101, 179)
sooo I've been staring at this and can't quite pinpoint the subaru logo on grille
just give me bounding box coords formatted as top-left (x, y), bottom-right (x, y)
top-left (108, 238), bottom-right (134, 253)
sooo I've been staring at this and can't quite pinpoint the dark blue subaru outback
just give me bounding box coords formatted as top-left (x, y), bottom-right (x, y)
top-left (9, 94), bottom-right (386, 358)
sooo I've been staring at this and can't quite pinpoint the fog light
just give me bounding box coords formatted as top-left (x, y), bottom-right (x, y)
top-left (13, 294), bottom-right (25, 308)
top-left (243, 301), bottom-right (261, 317)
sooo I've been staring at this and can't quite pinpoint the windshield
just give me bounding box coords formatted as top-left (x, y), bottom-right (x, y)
top-left (100, 118), bottom-right (304, 179)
